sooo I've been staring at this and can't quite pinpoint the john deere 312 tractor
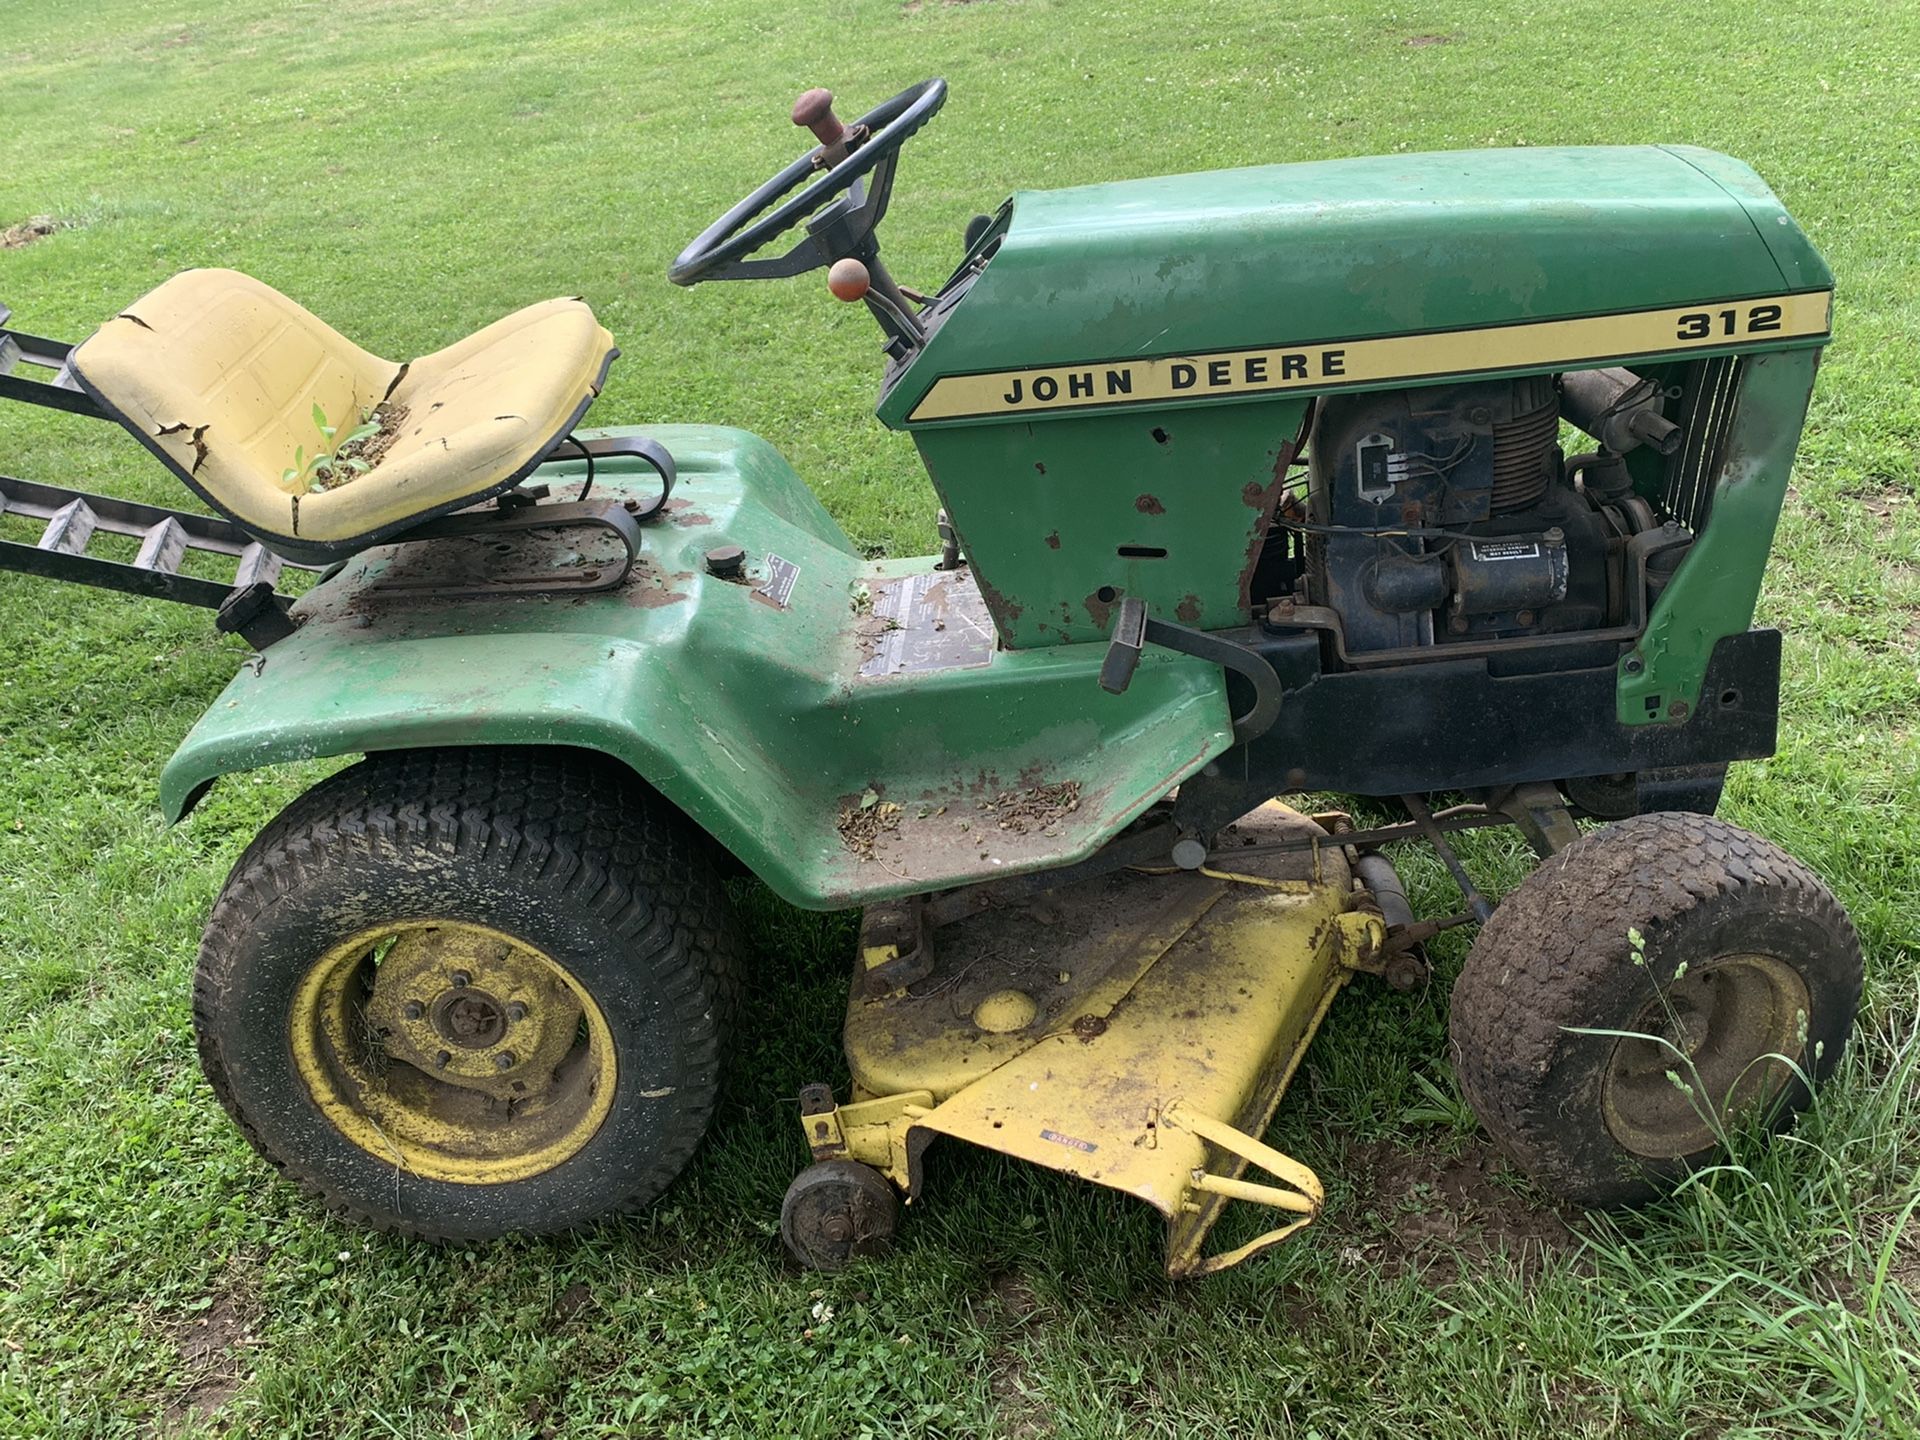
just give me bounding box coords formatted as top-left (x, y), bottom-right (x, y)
top-left (0, 80), bottom-right (1860, 1275)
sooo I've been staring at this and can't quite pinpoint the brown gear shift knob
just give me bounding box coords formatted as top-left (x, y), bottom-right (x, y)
top-left (791, 88), bottom-right (847, 147)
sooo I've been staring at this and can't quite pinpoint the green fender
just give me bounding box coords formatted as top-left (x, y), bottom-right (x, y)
top-left (162, 426), bottom-right (1233, 910)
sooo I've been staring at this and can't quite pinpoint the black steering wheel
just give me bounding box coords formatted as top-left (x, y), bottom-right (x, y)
top-left (668, 79), bottom-right (947, 287)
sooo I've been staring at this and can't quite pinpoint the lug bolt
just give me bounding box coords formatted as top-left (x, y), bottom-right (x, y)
top-left (403, 1000), bottom-right (425, 1020)
top-left (494, 1051), bottom-right (517, 1070)
top-left (435, 1050), bottom-right (452, 1069)
top-left (506, 1001), bottom-right (528, 1022)
top-left (450, 970), bottom-right (471, 989)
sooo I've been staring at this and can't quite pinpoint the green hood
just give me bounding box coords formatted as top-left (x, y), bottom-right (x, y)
top-left (879, 145), bottom-right (1830, 428)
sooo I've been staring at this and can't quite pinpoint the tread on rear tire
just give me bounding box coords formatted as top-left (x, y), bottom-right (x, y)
top-left (193, 746), bottom-right (738, 1241)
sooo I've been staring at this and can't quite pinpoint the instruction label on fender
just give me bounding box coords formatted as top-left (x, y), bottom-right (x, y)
top-left (757, 554), bottom-right (799, 608)
top-left (858, 569), bottom-right (996, 679)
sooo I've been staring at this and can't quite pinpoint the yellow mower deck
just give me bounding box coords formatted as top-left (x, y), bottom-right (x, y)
top-left (803, 803), bottom-right (1385, 1277)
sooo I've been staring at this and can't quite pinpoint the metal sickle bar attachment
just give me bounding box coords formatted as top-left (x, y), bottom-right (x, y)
top-left (1099, 596), bottom-right (1284, 746)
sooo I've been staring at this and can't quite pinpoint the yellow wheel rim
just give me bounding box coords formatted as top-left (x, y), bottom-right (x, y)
top-left (1602, 951), bottom-right (1811, 1159)
top-left (289, 920), bottom-right (617, 1185)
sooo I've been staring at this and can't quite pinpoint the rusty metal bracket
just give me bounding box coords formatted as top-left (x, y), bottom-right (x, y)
top-left (1489, 779), bottom-right (1582, 858)
top-left (794, 1084), bottom-right (933, 1189)
top-left (374, 498), bottom-right (641, 598)
top-left (857, 896), bottom-right (933, 995)
top-left (798, 1082), bottom-right (848, 1159)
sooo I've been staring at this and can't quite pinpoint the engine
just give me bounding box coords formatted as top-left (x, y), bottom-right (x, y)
top-left (1294, 369), bottom-right (1684, 656)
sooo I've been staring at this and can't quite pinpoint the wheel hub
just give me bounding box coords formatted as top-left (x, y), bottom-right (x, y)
top-left (1602, 952), bottom-right (1811, 1159)
top-left (360, 927), bottom-right (586, 1102)
top-left (289, 920), bottom-right (616, 1184)
top-left (434, 990), bottom-right (506, 1048)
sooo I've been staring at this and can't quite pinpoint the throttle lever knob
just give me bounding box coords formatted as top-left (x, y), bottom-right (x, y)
top-left (827, 258), bottom-right (871, 302)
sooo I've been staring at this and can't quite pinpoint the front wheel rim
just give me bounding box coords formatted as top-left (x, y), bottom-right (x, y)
top-left (289, 920), bottom-right (618, 1184)
top-left (1602, 951), bottom-right (1811, 1160)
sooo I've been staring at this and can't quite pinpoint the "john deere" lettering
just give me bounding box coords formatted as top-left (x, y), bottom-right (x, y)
top-left (1000, 349), bottom-right (1348, 407)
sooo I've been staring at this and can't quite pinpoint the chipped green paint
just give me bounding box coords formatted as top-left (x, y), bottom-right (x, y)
top-left (915, 397), bottom-right (1307, 647)
top-left (881, 145), bottom-right (1828, 428)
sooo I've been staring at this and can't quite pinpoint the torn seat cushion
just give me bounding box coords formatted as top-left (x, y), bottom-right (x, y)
top-left (70, 269), bottom-right (617, 562)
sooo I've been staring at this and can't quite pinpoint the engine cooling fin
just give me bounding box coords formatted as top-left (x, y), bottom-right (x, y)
top-left (1489, 395), bottom-right (1559, 512)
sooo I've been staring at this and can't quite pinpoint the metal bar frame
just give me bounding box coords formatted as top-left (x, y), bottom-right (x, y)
top-left (0, 313), bottom-right (105, 419)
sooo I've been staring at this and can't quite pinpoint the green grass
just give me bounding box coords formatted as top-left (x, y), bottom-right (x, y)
top-left (3, 0), bottom-right (1918, 1435)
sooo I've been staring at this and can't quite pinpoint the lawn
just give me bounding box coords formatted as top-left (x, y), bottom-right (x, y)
top-left (2, 0), bottom-right (1917, 1435)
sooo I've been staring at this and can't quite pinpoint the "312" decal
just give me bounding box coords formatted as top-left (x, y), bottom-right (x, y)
top-left (1676, 303), bottom-right (1783, 340)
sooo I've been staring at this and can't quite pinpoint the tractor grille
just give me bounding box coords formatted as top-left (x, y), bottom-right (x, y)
top-left (1664, 356), bottom-right (1743, 534)
top-left (1489, 394), bottom-right (1560, 512)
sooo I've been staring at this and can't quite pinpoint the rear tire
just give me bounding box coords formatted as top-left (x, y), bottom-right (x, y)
top-left (1450, 812), bottom-right (1861, 1207)
top-left (193, 747), bottom-right (738, 1240)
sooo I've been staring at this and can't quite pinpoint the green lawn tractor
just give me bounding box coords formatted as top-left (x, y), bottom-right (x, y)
top-left (0, 79), bottom-right (1862, 1277)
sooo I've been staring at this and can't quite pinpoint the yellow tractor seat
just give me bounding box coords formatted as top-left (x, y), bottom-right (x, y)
top-left (69, 269), bottom-right (618, 563)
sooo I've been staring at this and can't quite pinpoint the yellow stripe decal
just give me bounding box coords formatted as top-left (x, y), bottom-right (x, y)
top-left (906, 292), bottom-right (1832, 423)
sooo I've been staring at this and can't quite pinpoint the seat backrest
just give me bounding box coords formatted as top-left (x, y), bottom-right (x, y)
top-left (71, 269), bottom-right (402, 549)
top-left (73, 270), bottom-right (622, 564)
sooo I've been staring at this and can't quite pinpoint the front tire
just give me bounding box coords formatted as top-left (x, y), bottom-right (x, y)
top-left (1450, 812), bottom-right (1861, 1207)
top-left (193, 747), bottom-right (737, 1240)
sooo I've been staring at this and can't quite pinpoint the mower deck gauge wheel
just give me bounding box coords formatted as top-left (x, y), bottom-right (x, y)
top-left (781, 1160), bottom-right (899, 1272)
